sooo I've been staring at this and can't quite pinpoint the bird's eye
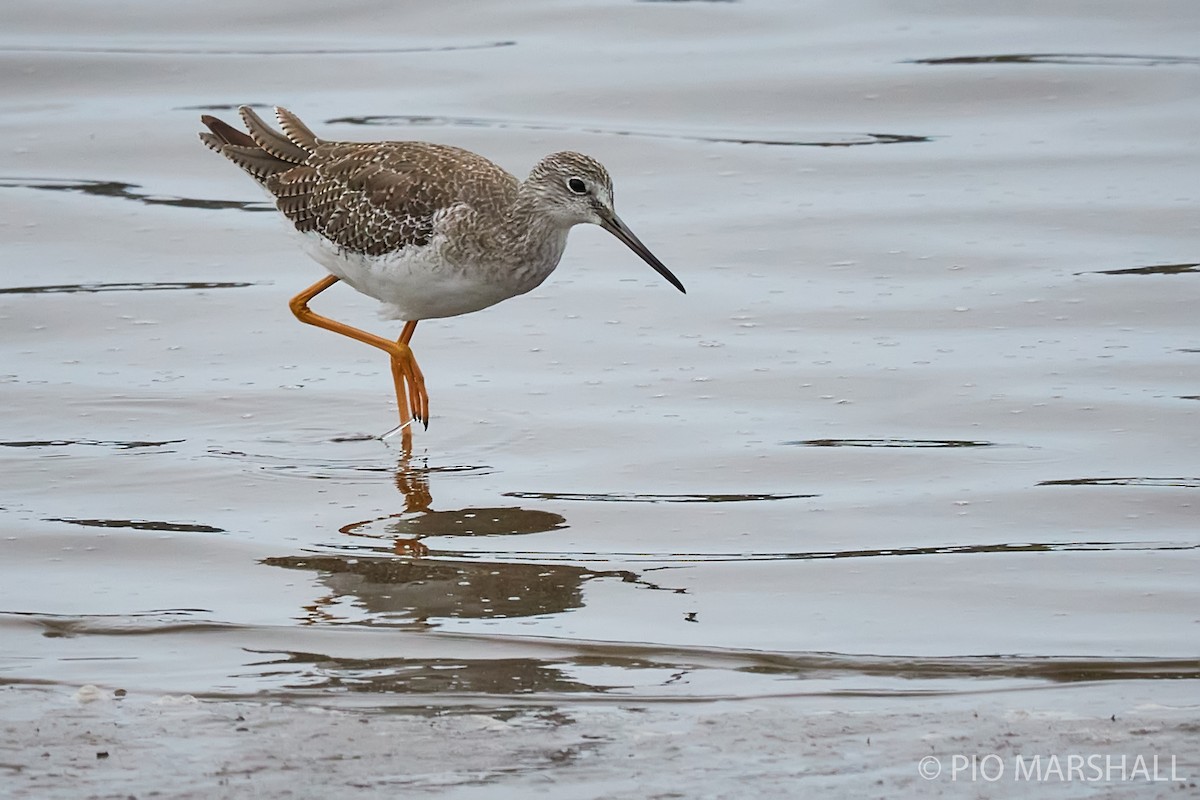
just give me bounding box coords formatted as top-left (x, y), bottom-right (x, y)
top-left (567, 177), bottom-right (588, 195)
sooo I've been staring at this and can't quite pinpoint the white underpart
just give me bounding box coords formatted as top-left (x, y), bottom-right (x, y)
top-left (297, 227), bottom-right (560, 322)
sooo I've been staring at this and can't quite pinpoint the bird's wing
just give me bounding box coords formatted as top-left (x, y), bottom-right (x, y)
top-left (200, 106), bottom-right (518, 257)
top-left (268, 142), bottom-right (514, 257)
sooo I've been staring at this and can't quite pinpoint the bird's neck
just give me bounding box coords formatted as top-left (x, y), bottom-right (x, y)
top-left (499, 185), bottom-right (572, 271)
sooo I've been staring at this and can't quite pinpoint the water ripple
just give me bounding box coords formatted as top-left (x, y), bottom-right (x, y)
top-left (504, 491), bottom-right (815, 503)
top-left (0, 176), bottom-right (272, 212)
top-left (911, 53), bottom-right (1200, 68)
top-left (207, 447), bottom-right (491, 481)
top-left (45, 517), bottom-right (225, 533)
top-left (6, 613), bottom-right (1196, 697)
top-left (0, 281), bottom-right (256, 295)
top-left (787, 438), bottom-right (995, 448)
top-left (326, 115), bottom-right (931, 148)
top-left (434, 539), bottom-right (1197, 564)
top-left (1, 41), bottom-right (516, 56)
top-left (1039, 476), bottom-right (1200, 488)
top-left (0, 438), bottom-right (183, 449)
top-left (1084, 262), bottom-right (1199, 276)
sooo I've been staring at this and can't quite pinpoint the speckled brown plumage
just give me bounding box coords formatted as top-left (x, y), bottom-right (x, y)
top-left (201, 106), bottom-right (517, 258)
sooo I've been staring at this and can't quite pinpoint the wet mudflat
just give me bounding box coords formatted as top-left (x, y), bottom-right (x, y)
top-left (1, 1), bottom-right (1197, 797)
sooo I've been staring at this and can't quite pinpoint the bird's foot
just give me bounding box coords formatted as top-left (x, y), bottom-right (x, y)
top-left (389, 345), bottom-right (429, 431)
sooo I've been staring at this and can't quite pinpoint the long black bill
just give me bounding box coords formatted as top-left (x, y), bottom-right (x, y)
top-left (600, 212), bottom-right (686, 294)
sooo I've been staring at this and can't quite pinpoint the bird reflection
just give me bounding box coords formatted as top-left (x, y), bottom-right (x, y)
top-left (263, 447), bottom-right (650, 627)
top-left (335, 447), bottom-right (569, 555)
top-left (255, 651), bottom-right (614, 696)
top-left (259, 447), bottom-right (690, 698)
top-left (354, 446), bottom-right (434, 555)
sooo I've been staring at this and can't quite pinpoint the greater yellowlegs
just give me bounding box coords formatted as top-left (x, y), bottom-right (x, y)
top-left (199, 106), bottom-right (684, 440)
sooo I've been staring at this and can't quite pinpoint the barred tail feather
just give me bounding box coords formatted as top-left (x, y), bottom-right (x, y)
top-left (199, 106), bottom-right (314, 185)
top-left (238, 106), bottom-right (311, 163)
top-left (274, 106), bottom-right (319, 150)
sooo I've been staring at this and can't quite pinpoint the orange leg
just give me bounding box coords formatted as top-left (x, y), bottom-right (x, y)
top-left (289, 276), bottom-right (429, 437)
top-left (390, 319), bottom-right (426, 428)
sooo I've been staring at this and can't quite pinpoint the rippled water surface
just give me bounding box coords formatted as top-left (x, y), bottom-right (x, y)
top-left (2, 0), bottom-right (1197, 795)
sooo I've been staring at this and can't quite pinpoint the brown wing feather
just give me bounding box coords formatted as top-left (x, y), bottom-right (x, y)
top-left (200, 106), bottom-right (519, 257)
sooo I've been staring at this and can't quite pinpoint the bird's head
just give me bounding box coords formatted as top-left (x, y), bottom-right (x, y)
top-left (525, 152), bottom-right (685, 293)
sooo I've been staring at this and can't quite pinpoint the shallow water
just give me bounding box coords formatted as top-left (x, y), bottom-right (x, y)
top-left (2, 0), bottom-right (1198, 795)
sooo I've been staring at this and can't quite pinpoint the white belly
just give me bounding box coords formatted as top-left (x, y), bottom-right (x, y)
top-left (297, 231), bottom-right (539, 321)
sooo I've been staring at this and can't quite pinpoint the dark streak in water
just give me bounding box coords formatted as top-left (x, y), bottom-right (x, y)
top-left (7, 610), bottom-right (1198, 685)
top-left (1039, 477), bottom-right (1199, 488)
top-left (0, 438), bottom-right (183, 450)
top-left (0, 282), bottom-right (255, 295)
top-left (6, 613), bottom-right (1197, 686)
top-left (2, 610), bottom-right (220, 640)
top-left (0, 41), bottom-right (516, 56)
top-left (743, 653), bottom-right (1200, 684)
top-left (443, 539), bottom-right (1199, 565)
top-left (0, 177), bottom-right (272, 212)
top-left (504, 491), bottom-right (815, 503)
top-left (46, 517), bottom-right (225, 533)
top-left (5, 609), bottom-right (211, 620)
top-left (176, 102), bottom-right (274, 112)
top-left (1084, 262), bottom-right (1198, 276)
top-left (910, 53), bottom-right (1200, 68)
top-left (326, 115), bottom-right (931, 148)
top-left (253, 649), bottom-right (1200, 689)
top-left (329, 433), bottom-right (383, 443)
top-left (789, 438), bottom-right (994, 448)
